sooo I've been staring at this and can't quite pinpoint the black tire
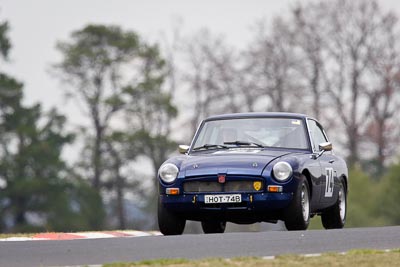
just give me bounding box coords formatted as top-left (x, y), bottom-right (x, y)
top-left (321, 178), bottom-right (346, 229)
top-left (284, 176), bottom-right (310, 231)
top-left (201, 220), bottom-right (226, 234)
top-left (158, 198), bottom-right (186, 235)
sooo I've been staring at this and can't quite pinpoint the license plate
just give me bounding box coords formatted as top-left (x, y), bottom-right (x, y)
top-left (204, 194), bottom-right (242, 204)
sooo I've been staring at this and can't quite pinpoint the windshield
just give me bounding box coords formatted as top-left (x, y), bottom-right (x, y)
top-left (192, 117), bottom-right (309, 151)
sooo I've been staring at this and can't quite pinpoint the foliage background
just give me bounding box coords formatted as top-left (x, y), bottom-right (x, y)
top-left (0, 0), bottom-right (400, 233)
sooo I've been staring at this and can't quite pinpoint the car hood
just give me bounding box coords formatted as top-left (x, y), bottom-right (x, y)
top-left (180, 149), bottom-right (294, 177)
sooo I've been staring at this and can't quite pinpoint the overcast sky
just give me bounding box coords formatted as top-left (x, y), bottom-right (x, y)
top-left (1, 0), bottom-right (400, 121)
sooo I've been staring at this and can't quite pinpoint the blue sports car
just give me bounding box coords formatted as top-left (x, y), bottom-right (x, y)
top-left (157, 112), bottom-right (348, 235)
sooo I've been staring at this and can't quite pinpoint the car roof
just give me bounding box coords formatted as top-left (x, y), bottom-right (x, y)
top-left (205, 112), bottom-right (310, 121)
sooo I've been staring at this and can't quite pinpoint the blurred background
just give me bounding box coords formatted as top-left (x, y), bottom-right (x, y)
top-left (0, 0), bottom-right (399, 233)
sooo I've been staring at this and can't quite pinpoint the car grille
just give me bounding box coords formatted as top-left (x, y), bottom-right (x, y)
top-left (183, 180), bottom-right (263, 193)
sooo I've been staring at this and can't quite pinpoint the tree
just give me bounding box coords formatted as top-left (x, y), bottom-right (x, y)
top-left (0, 19), bottom-right (19, 120)
top-left (362, 11), bottom-right (400, 174)
top-left (182, 29), bottom-right (241, 135)
top-left (0, 100), bottom-right (106, 232)
top-left (279, 0), bottom-right (400, 167)
top-left (345, 167), bottom-right (385, 227)
top-left (55, 24), bottom-right (140, 190)
top-left (124, 43), bottom-right (178, 176)
top-left (55, 24), bottom-right (177, 229)
top-left (0, 85), bottom-right (101, 232)
top-left (243, 18), bottom-right (306, 113)
top-left (316, 0), bottom-right (398, 166)
top-left (291, 4), bottom-right (327, 119)
top-left (0, 19), bottom-right (105, 233)
top-left (0, 20), bottom-right (10, 61)
top-left (376, 163), bottom-right (400, 225)
top-left (121, 44), bottom-right (178, 228)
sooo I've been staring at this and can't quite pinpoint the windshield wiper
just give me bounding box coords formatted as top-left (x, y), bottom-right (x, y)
top-left (192, 144), bottom-right (228, 151)
top-left (224, 140), bottom-right (265, 148)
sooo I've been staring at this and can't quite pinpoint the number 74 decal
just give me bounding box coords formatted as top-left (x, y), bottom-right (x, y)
top-left (325, 167), bottom-right (334, 197)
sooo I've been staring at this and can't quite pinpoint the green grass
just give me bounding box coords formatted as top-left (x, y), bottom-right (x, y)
top-left (103, 249), bottom-right (400, 267)
top-left (103, 259), bottom-right (190, 266)
top-left (0, 233), bottom-right (34, 239)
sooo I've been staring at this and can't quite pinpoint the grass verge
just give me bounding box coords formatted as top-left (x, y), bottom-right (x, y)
top-left (0, 233), bottom-right (34, 239)
top-left (103, 249), bottom-right (400, 267)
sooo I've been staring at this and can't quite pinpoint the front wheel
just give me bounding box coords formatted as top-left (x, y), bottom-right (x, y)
top-left (321, 179), bottom-right (347, 229)
top-left (284, 176), bottom-right (310, 231)
top-left (158, 198), bottom-right (186, 235)
top-left (201, 220), bottom-right (226, 234)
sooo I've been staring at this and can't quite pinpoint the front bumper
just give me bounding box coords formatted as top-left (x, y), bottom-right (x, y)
top-left (160, 192), bottom-right (293, 222)
top-left (159, 169), bottom-right (303, 222)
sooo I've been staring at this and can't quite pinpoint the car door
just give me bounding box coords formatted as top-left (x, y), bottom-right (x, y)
top-left (307, 119), bottom-right (338, 206)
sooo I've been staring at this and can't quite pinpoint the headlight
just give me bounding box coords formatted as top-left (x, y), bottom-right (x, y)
top-left (273, 161), bottom-right (293, 182)
top-left (159, 163), bottom-right (179, 183)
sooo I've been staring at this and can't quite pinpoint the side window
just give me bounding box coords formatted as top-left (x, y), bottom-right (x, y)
top-left (307, 119), bottom-right (328, 152)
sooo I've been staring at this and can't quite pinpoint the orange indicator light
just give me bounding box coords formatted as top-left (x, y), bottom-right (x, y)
top-left (267, 185), bottom-right (283, 193)
top-left (166, 188), bottom-right (180, 195)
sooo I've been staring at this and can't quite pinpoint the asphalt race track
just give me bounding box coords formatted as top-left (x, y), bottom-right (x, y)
top-left (1, 226), bottom-right (399, 267)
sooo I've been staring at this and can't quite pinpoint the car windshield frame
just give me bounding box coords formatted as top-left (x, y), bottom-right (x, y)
top-left (190, 116), bottom-right (312, 154)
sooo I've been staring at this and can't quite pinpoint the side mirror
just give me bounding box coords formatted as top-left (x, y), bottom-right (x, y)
top-left (319, 142), bottom-right (332, 152)
top-left (178, 145), bottom-right (190, 154)
top-left (312, 142), bottom-right (333, 159)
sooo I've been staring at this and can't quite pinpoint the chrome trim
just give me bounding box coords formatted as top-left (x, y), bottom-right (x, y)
top-left (272, 161), bottom-right (293, 182)
top-left (191, 117), bottom-right (313, 153)
top-left (319, 142), bottom-right (332, 152)
top-left (306, 118), bottom-right (331, 154)
top-left (178, 145), bottom-right (190, 154)
top-left (305, 118), bottom-right (317, 153)
top-left (188, 120), bottom-right (204, 154)
top-left (339, 185), bottom-right (346, 221)
top-left (301, 184), bottom-right (310, 221)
